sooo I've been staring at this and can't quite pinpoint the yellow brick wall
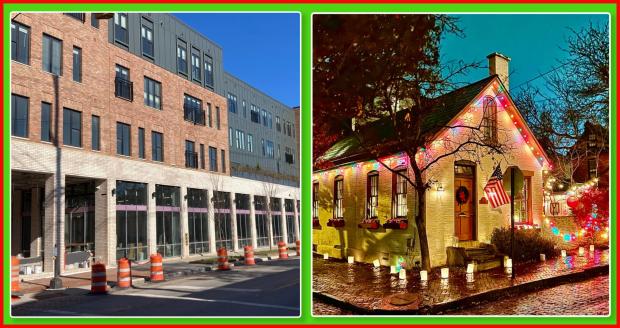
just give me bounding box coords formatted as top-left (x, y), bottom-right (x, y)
top-left (313, 81), bottom-right (548, 268)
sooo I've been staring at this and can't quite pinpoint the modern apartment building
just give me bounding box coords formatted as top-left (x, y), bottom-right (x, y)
top-left (10, 12), bottom-right (300, 278)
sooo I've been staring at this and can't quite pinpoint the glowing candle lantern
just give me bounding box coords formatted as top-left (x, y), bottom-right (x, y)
top-left (399, 269), bottom-right (406, 280)
top-left (441, 267), bottom-right (449, 279)
top-left (347, 256), bottom-right (354, 264)
top-left (390, 266), bottom-right (397, 274)
top-left (420, 270), bottom-right (428, 281)
top-left (466, 273), bottom-right (475, 283)
top-left (561, 250), bottom-right (567, 257)
top-left (590, 245), bottom-right (595, 252)
top-left (540, 254), bottom-right (546, 261)
top-left (578, 247), bottom-right (585, 256)
top-left (466, 263), bottom-right (475, 274)
top-left (323, 253), bottom-right (329, 260)
top-left (373, 259), bottom-right (380, 268)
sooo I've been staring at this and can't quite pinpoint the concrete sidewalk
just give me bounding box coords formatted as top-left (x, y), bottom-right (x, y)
top-left (16, 253), bottom-right (298, 297)
top-left (313, 249), bottom-right (609, 315)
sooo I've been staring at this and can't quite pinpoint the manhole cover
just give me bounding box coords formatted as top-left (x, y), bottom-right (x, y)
top-left (388, 293), bottom-right (419, 307)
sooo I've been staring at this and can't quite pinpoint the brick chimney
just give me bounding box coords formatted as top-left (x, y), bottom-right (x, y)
top-left (487, 52), bottom-right (511, 90)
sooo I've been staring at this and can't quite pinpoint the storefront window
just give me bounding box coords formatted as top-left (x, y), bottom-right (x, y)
top-left (116, 181), bottom-right (148, 261)
top-left (155, 184), bottom-right (181, 258)
top-left (188, 188), bottom-right (209, 255)
top-left (254, 196), bottom-right (269, 247)
top-left (236, 193), bottom-right (252, 248)
top-left (65, 182), bottom-right (95, 254)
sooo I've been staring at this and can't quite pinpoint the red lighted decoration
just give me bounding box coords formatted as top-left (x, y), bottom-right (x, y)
top-left (566, 195), bottom-right (580, 209)
top-left (327, 218), bottom-right (345, 228)
top-left (383, 218), bottom-right (408, 230)
top-left (358, 218), bottom-right (381, 229)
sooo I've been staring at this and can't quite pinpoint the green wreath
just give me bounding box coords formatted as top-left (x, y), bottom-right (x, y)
top-left (455, 186), bottom-right (470, 205)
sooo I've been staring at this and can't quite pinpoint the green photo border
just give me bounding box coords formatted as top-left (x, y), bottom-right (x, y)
top-left (3, 2), bottom-right (616, 325)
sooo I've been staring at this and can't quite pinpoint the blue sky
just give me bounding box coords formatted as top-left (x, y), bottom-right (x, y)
top-left (440, 14), bottom-right (609, 97)
top-left (175, 13), bottom-right (300, 107)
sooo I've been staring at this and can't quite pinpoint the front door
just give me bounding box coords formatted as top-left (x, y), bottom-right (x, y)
top-left (454, 164), bottom-right (475, 241)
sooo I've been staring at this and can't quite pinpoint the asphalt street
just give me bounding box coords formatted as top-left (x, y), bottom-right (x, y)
top-left (12, 259), bottom-right (300, 317)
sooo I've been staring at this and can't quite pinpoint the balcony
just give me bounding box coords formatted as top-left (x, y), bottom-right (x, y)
top-left (184, 107), bottom-right (206, 126)
top-left (115, 77), bottom-right (133, 101)
top-left (185, 151), bottom-right (198, 169)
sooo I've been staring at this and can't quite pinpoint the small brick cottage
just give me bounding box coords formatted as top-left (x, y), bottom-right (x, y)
top-left (312, 53), bottom-right (552, 268)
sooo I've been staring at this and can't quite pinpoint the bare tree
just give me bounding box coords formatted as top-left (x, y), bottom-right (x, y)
top-left (262, 180), bottom-right (281, 252)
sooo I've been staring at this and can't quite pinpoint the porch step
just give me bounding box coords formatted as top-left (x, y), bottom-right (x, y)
top-left (463, 246), bottom-right (502, 271)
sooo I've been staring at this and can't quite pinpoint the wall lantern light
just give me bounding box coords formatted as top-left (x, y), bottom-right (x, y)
top-left (436, 183), bottom-right (444, 192)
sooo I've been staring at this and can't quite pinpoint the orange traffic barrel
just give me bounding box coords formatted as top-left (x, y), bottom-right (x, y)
top-left (91, 262), bottom-right (108, 294)
top-left (217, 247), bottom-right (230, 270)
top-left (244, 246), bottom-right (255, 265)
top-left (150, 253), bottom-right (164, 282)
top-left (278, 241), bottom-right (288, 259)
top-left (295, 240), bottom-right (301, 256)
top-left (117, 258), bottom-right (131, 288)
top-left (11, 256), bottom-right (20, 298)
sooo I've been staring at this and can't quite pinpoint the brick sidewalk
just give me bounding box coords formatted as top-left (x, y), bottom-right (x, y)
top-left (313, 249), bottom-right (609, 314)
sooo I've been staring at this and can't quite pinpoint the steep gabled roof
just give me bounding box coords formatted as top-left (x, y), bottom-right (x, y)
top-left (318, 75), bottom-right (497, 165)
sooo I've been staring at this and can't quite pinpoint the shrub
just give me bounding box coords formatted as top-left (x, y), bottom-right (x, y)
top-left (490, 227), bottom-right (559, 262)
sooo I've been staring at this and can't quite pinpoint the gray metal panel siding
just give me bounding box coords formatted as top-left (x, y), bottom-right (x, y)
top-left (108, 13), bottom-right (225, 96)
top-left (224, 73), bottom-right (299, 187)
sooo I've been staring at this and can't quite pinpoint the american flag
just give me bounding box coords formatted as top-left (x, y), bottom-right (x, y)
top-left (484, 165), bottom-right (510, 208)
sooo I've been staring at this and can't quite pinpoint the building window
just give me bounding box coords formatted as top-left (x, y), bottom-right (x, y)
top-left (229, 127), bottom-right (233, 147)
top-left (155, 185), bottom-right (182, 258)
top-left (177, 40), bottom-right (187, 75)
top-left (143, 77), bottom-right (161, 109)
top-left (191, 48), bottom-right (201, 82)
top-left (216, 106), bottom-right (221, 129)
top-left (235, 129), bottom-right (245, 149)
top-left (138, 127), bottom-right (145, 159)
top-left (200, 144), bottom-right (205, 169)
top-left (482, 96), bottom-right (498, 144)
top-left (250, 105), bottom-right (260, 123)
top-left (152, 131), bottom-right (164, 162)
top-left (141, 20), bottom-right (154, 58)
top-left (116, 181), bottom-right (148, 261)
top-left (247, 134), bottom-right (253, 152)
top-left (393, 170), bottom-right (407, 218)
top-left (115, 65), bottom-right (133, 101)
top-left (11, 94), bottom-right (29, 138)
top-left (63, 108), bottom-right (82, 147)
top-left (227, 93), bottom-right (237, 113)
top-left (285, 147), bottom-right (294, 164)
top-left (221, 150), bottom-right (226, 173)
top-left (42, 34), bottom-right (62, 75)
top-left (261, 109), bottom-right (268, 126)
top-left (312, 181), bottom-right (319, 219)
top-left (276, 116), bottom-right (281, 132)
top-left (41, 102), bottom-right (51, 142)
top-left (91, 115), bottom-right (100, 150)
top-left (72, 47), bottom-right (82, 82)
top-left (114, 13), bottom-right (128, 45)
top-left (588, 158), bottom-right (598, 179)
top-left (287, 122), bottom-right (292, 137)
top-left (515, 176), bottom-right (532, 223)
top-left (209, 147), bottom-right (217, 172)
top-left (185, 140), bottom-right (197, 168)
top-left (204, 55), bottom-right (214, 88)
top-left (334, 176), bottom-right (344, 219)
top-left (11, 21), bottom-right (29, 65)
top-left (242, 100), bottom-right (247, 118)
top-left (188, 188), bottom-right (210, 254)
top-left (261, 139), bottom-right (265, 156)
top-left (268, 112), bottom-right (273, 129)
top-left (116, 122), bottom-right (131, 156)
top-left (367, 171), bottom-right (379, 218)
top-left (265, 140), bottom-right (274, 158)
top-left (64, 13), bottom-right (85, 22)
top-left (183, 94), bottom-right (205, 125)
top-left (90, 14), bottom-right (99, 28)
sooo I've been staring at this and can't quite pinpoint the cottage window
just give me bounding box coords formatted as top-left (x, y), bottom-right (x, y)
top-left (588, 158), bottom-right (598, 179)
top-left (514, 176), bottom-right (531, 223)
top-left (334, 176), bottom-right (344, 219)
top-left (367, 171), bottom-right (379, 218)
top-left (312, 181), bottom-right (319, 219)
top-left (482, 96), bottom-right (497, 143)
top-left (393, 170), bottom-right (407, 218)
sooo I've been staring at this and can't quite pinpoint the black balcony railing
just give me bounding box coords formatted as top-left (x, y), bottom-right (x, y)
top-left (185, 151), bottom-right (199, 169)
top-left (184, 106), bottom-right (206, 126)
top-left (115, 77), bottom-right (133, 101)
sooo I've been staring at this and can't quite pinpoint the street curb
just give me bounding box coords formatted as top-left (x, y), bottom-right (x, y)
top-left (313, 264), bottom-right (609, 315)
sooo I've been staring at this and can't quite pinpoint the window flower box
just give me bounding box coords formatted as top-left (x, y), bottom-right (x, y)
top-left (327, 218), bottom-right (345, 227)
top-left (383, 218), bottom-right (408, 230)
top-left (313, 218), bottom-right (321, 228)
top-left (358, 218), bottom-right (381, 230)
